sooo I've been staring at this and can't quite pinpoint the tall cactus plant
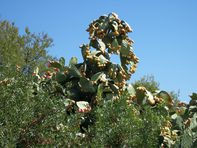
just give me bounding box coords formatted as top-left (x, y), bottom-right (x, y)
top-left (37, 13), bottom-right (139, 107)
top-left (33, 13), bottom-right (175, 120)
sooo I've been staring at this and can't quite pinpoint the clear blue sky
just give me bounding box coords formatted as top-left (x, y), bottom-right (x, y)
top-left (1, 0), bottom-right (197, 102)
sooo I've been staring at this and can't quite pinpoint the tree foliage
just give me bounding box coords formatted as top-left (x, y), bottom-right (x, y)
top-left (0, 20), bottom-right (53, 74)
top-left (133, 75), bottom-right (159, 93)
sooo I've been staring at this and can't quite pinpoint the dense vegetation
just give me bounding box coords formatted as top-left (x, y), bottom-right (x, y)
top-left (0, 13), bottom-right (196, 147)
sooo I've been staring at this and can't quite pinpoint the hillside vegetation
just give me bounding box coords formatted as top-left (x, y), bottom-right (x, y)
top-left (0, 13), bottom-right (196, 147)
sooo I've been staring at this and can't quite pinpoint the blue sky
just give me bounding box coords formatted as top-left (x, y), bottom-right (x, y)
top-left (1, 0), bottom-right (197, 102)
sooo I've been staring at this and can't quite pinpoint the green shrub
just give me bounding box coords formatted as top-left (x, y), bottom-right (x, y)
top-left (89, 96), bottom-right (167, 147)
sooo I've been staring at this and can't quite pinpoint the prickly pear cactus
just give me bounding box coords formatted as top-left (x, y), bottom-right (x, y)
top-left (81, 12), bottom-right (139, 90)
top-left (32, 13), bottom-right (175, 118)
top-left (171, 93), bottom-right (197, 148)
top-left (158, 93), bottom-right (197, 148)
top-left (34, 13), bottom-right (139, 109)
top-left (31, 13), bottom-right (141, 136)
